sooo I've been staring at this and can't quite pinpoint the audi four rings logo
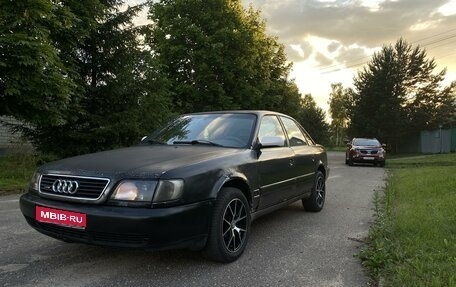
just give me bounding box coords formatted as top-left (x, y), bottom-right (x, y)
top-left (52, 180), bottom-right (79, 194)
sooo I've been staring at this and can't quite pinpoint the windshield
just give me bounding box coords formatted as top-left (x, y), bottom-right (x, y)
top-left (148, 113), bottom-right (256, 148)
top-left (353, 139), bottom-right (380, 146)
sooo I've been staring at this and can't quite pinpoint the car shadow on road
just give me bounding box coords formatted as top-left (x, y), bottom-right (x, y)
top-left (57, 201), bottom-right (312, 265)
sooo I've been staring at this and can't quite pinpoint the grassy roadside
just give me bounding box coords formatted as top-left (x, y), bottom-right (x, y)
top-left (0, 152), bottom-right (37, 195)
top-left (360, 153), bottom-right (456, 286)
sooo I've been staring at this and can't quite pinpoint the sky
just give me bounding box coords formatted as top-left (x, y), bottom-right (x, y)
top-left (128, 0), bottom-right (456, 116)
top-left (241, 0), bottom-right (456, 114)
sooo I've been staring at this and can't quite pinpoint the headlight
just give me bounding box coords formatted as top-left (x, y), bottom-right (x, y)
top-left (111, 180), bottom-right (158, 202)
top-left (30, 172), bottom-right (41, 192)
top-left (153, 179), bottom-right (184, 202)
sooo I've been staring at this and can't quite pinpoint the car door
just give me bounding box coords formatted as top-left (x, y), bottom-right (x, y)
top-left (279, 116), bottom-right (316, 198)
top-left (256, 115), bottom-right (296, 209)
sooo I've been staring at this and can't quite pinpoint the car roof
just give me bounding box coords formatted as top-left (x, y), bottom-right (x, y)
top-left (353, 137), bottom-right (378, 140)
top-left (185, 110), bottom-right (291, 118)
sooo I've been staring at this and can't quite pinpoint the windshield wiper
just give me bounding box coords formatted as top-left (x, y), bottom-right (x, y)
top-left (173, 139), bottom-right (222, 147)
top-left (146, 139), bottom-right (166, 145)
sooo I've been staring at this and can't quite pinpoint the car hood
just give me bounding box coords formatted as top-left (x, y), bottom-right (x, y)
top-left (354, 145), bottom-right (382, 149)
top-left (39, 145), bottom-right (240, 179)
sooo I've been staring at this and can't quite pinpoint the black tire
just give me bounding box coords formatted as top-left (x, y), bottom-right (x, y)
top-left (348, 158), bottom-right (354, 166)
top-left (379, 161), bottom-right (385, 167)
top-left (345, 153), bottom-right (349, 164)
top-left (203, 187), bottom-right (250, 263)
top-left (302, 171), bottom-right (326, 212)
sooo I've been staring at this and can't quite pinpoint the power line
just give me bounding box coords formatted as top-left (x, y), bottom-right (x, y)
top-left (419, 34), bottom-right (456, 47)
top-left (410, 27), bottom-right (456, 44)
top-left (321, 34), bottom-right (456, 73)
top-left (432, 51), bottom-right (456, 60)
top-left (318, 54), bottom-right (372, 71)
top-left (426, 38), bottom-right (456, 51)
top-left (313, 27), bottom-right (456, 74)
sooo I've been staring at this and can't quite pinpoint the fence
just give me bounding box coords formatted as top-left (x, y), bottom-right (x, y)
top-left (398, 128), bottom-right (456, 154)
top-left (0, 116), bottom-right (28, 156)
top-left (421, 129), bottom-right (452, 153)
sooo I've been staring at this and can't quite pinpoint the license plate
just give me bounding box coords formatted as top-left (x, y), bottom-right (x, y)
top-left (36, 206), bottom-right (86, 229)
top-left (363, 157), bottom-right (374, 160)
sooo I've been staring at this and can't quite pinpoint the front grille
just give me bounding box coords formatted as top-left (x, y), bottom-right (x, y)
top-left (39, 174), bottom-right (110, 200)
top-left (25, 216), bottom-right (150, 246)
top-left (360, 150), bottom-right (378, 155)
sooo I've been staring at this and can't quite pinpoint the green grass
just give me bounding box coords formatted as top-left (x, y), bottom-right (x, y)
top-left (360, 153), bottom-right (456, 287)
top-left (0, 152), bottom-right (37, 194)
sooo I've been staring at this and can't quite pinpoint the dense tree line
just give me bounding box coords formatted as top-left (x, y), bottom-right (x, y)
top-left (0, 0), bottom-right (329, 157)
top-left (297, 94), bottom-right (329, 145)
top-left (0, 0), bottom-right (171, 156)
top-left (328, 39), bottom-right (456, 150)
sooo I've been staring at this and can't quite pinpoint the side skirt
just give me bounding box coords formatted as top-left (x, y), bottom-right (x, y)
top-left (250, 191), bottom-right (311, 221)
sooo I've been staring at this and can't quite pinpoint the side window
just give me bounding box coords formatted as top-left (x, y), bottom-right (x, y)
top-left (258, 116), bottom-right (286, 147)
top-left (280, 117), bottom-right (308, 147)
top-left (302, 129), bottom-right (315, 145)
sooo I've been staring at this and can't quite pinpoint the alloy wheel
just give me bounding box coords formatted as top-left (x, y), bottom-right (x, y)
top-left (222, 198), bottom-right (247, 252)
top-left (315, 176), bottom-right (325, 207)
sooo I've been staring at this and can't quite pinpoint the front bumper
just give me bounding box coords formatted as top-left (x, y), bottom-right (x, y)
top-left (20, 193), bottom-right (214, 250)
top-left (352, 155), bottom-right (385, 164)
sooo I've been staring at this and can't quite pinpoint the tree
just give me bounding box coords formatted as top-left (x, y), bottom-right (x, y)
top-left (296, 94), bottom-right (330, 145)
top-left (406, 79), bottom-right (456, 131)
top-left (147, 0), bottom-right (302, 116)
top-left (328, 83), bottom-right (352, 146)
top-left (349, 38), bottom-right (456, 150)
top-left (44, 2), bottom-right (171, 156)
top-left (1, 0), bottom-right (171, 157)
top-left (0, 0), bottom-right (76, 126)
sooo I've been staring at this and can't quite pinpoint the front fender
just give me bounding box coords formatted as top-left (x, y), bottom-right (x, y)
top-left (209, 172), bottom-right (253, 205)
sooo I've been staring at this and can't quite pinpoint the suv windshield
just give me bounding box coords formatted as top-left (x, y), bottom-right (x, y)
top-left (353, 139), bottom-right (380, 146)
top-left (148, 113), bottom-right (256, 148)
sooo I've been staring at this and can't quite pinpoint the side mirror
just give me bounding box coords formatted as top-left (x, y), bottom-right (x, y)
top-left (381, 144), bottom-right (387, 148)
top-left (346, 143), bottom-right (351, 147)
top-left (259, 136), bottom-right (284, 148)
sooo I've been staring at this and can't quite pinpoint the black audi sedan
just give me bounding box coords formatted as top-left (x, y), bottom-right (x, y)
top-left (20, 111), bottom-right (329, 262)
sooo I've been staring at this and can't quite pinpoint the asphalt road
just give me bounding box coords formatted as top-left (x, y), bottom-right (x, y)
top-left (0, 152), bottom-right (385, 287)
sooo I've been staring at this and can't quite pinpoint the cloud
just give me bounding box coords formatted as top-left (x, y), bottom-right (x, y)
top-left (335, 45), bottom-right (371, 66)
top-left (286, 41), bottom-right (314, 62)
top-left (244, 0), bottom-right (453, 52)
top-left (241, 0), bottom-right (456, 112)
top-left (315, 52), bottom-right (334, 66)
top-left (327, 42), bottom-right (341, 53)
